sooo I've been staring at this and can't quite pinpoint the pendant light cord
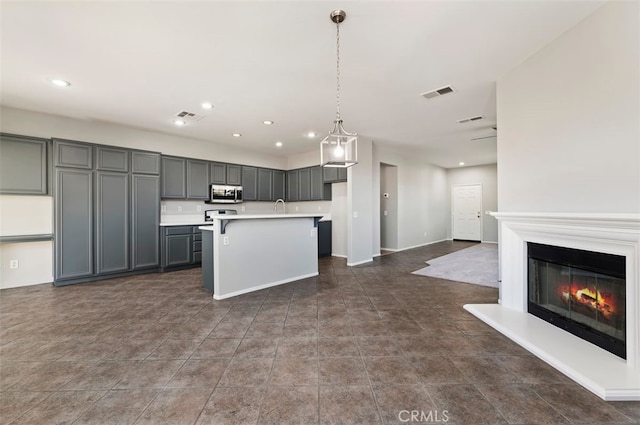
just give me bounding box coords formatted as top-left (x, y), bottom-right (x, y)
top-left (336, 20), bottom-right (341, 121)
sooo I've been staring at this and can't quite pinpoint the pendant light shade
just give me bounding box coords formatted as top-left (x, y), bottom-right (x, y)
top-left (321, 10), bottom-right (358, 168)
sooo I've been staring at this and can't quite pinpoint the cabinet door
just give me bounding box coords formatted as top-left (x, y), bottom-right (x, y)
top-left (0, 134), bottom-right (48, 195)
top-left (131, 151), bottom-right (160, 175)
top-left (310, 166), bottom-right (324, 200)
top-left (257, 168), bottom-right (273, 201)
top-left (131, 175), bottom-right (160, 270)
top-left (242, 166), bottom-right (258, 201)
top-left (227, 165), bottom-right (242, 186)
top-left (318, 221), bottom-right (332, 257)
top-left (273, 170), bottom-right (285, 201)
top-left (187, 159), bottom-right (210, 199)
top-left (54, 139), bottom-right (93, 169)
top-left (161, 156), bottom-right (186, 199)
top-left (298, 168), bottom-right (311, 201)
top-left (323, 167), bottom-right (338, 183)
top-left (287, 170), bottom-right (299, 202)
top-left (96, 147), bottom-right (129, 172)
top-left (95, 172), bottom-right (129, 274)
top-left (210, 162), bottom-right (227, 184)
top-left (164, 234), bottom-right (191, 267)
top-left (55, 169), bottom-right (93, 282)
top-left (338, 167), bottom-right (348, 182)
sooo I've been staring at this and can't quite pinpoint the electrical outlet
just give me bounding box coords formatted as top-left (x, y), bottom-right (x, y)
top-left (241, 206), bottom-right (245, 212)
top-left (196, 205), bottom-right (202, 212)
top-left (223, 236), bottom-right (230, 246)
top-left (177, 206), bottom-right (182, 212)
top-left (424, 232), bottom-right (427, 237)
top-left (353, 211), bottom-right (359, 218)
top-left (311, 228), bottom-right (315, 237)
top-left (383, 210), bottom-right (388, 216)
top-left (318, 206), bottom-right (321, 211)
top-left (9, 260), bottom-right (19, 269)
top-left (161, 205), bottom-right (167, 212)
top-left (295, 206), bottom-right (299, 212)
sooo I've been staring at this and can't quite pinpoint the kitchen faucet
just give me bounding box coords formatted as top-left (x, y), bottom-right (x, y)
top-left (273, 198), bottom-right (286, 214)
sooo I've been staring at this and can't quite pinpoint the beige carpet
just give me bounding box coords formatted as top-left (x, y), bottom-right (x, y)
top-left (412, 243), bottom-right (499, 288)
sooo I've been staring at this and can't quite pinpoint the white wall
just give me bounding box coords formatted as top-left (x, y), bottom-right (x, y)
top-left (497, 1), bottom-right (639, 214)
top-left (373, 144), bottom-right (449, 254)
top-left (446, 164), bottom-right (498, 242)
top-left (347, 139), bottom-right (375, 265)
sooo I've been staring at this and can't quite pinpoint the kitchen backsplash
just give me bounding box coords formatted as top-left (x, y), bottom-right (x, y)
top-left (160, 199), bottom-right (331, 222)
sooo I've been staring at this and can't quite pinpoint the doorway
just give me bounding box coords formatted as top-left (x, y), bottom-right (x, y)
top-left (380, 163), bottom-right (398, 252)
top-left (452, 184), bottom-right (482, 241)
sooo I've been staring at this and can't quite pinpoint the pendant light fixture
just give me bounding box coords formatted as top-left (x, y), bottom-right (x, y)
top-left (320, 9), bottom-right (358, 168)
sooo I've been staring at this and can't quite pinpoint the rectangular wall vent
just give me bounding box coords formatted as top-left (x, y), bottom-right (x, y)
top-left (175, 110), bottom-right (204, 122)
top-left (420, 85), bottom-right (455, 100)
top-left (457, 115), bottom-right (484, 124)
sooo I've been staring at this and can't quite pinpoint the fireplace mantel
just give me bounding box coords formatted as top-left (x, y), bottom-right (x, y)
top-left (465, 212), bottom-right (640, 401)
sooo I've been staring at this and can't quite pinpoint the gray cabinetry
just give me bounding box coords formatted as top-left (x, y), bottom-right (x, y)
top-left (131, 175), bottom-right (160, 270)
top-left (95, 172), bottom-right (129, 274)
top-left (298, 168), bottom-right (311, 201)
top-left (210, 162), bottom-right (227, 184)
top-left (287, 170), bottom-right (299, 202)
top-left (96, 147), bottom-right (129, 172)
top-left (187, 159), bottom-right (210, 199)
top-left (54, 139), bottom-right (93, 169)
top-left (0, 133), bottom-right (49, 195)
top-left (132, 151), bottom-right (160, 174)
top-left (55, 168), bottom-right (93, 281)
top-left (323, 167), bottom-right (347, 183)
top-left (192, 227), bottom-right (202, 263)
top-left (338, 168), bottom-right (348, 181)
top-left (257, 168), bottom-right (273, 201)
top-left (242, 166), bottom-right (258, 201)
top-left (273, 170), bottom-right (285, 200)
top-left (161, 225), bottom-right (202, 270)
top-left (310, 166), bottom-right (324, 200)
top-left (227, 165), bottom-right (242, 185)
top-left (161, 156), bottom-right (187, 199)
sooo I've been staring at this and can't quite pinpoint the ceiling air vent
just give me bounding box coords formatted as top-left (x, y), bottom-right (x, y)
top-left (420, 85), bottom-right (455, 100)
top-left (175, 110), bottom-right (205, 122)
top-left (457, 115), bottom-right (484, 124)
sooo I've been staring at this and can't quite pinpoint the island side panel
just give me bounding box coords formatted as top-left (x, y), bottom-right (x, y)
top-left (201, 228), bottom-right (214, 293)
top-left (213, 217), bottom-right (318, 299)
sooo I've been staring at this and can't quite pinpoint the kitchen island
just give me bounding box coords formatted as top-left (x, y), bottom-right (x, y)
top-left (199, 214), bottom-right (324, 300)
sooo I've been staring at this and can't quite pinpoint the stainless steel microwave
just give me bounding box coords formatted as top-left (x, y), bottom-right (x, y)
top-left (207, 184), bottom-right (243, 204)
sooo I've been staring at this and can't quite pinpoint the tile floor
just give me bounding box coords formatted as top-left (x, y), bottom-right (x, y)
top-left (1, 241), bottom-right (638, 424)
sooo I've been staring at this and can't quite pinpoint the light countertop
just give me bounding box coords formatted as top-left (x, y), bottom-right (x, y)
top-left (162, 213), bottom-right (330, 227)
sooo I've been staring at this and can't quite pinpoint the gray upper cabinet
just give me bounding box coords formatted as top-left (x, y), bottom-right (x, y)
top-left (287, 170), bottom-right (299, 202)
top-left (210, 162), bottom-right (227, 184)
top-left (338, 167), bottom-right (348, 181)
top-left (55, 168), bottom-right (93, 282)
top-left (95, 172), bottom-right (129, 274)
top-left (0, 133), bottom-right (48, 195)
top-left (257, 168), bottom-right (273, 201)
top-left (242, 166), bottom-right (258, 201)
top-left (96, 147), bottom-right (129, 172)
top-left (131, 151), bottom-right (160, 175)
top-left (273, 170), bottom-right (285, 200)
top-left (227, 165), bottom-right (242, 186)
top-left (161, 156), bottom-right (187, 199)
top-left (54, 139), bottom-right (93, 169)
top-left (298, 168), bottom-right (311, 201)
top-left (310, 166), bottom-right (324, 200)
top-left (323, 166), bottom-right (347, 183)
top-left (187, 159), bottom-right (210, 199)
top-left (131, 175), bottom-right (160, 270)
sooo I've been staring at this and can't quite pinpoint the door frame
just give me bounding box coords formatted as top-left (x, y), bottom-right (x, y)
top-left (451, 183), bottom-right (483, 242)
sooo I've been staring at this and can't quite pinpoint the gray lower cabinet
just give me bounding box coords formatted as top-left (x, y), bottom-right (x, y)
top-left (273, 170), bottom-right (285, 200)
top-left (161, 156), bottom-right (187, 199)
top-left (0, 133), bottom-right (49, 195)
top-left (161, 225), bottom-right (202, 270)
top-left (242, 166), bottom-right (258, 201)
top-left (55, 168), bottom-right (93, 281)
top-left (227, 165), bottom-right (242, 185)
top-left (287, 170), bottom-right (299, 202)
top-left (131, 175), bottom-right (160, 270)
top-left (257, 168), bottom-right (273, 201)
top-left (187, 159), bottom-right (210, 199)
top-left (95, 172), bottom-right (129, 274)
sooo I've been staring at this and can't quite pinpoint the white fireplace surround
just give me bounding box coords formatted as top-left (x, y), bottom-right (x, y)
top-left (465, 212), bottom-right (640, 401)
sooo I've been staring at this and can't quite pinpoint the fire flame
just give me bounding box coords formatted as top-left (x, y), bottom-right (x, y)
top-left (559, 284), bottom-right (617, 320)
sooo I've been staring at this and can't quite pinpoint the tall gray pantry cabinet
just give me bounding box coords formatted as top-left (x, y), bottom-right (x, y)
top-left (53, 139), bottom-right (161, 285)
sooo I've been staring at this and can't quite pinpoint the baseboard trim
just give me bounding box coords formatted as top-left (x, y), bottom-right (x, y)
top-left (213, 272), bottom-right (319, 300)
top-left (393, 238), bottom-right (449, 253)
top-left (347, 258), bottom-right (374, 267)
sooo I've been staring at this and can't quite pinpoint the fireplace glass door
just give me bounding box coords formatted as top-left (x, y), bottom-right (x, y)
top-left (527, 243), bottom-right (626, 359)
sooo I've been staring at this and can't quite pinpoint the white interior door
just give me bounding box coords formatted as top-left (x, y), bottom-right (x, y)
top-left (452, 184), bottom-right (482, 241)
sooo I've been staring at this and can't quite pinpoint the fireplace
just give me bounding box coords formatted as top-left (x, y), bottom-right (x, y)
top-left (527, 242), bottom-right (626, 359)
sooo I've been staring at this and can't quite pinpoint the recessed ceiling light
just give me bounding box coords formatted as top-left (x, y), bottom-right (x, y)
top-left (263, 120), bottom-right (274, 125)
top-left (201, 102), bottom-right (213, 110)
top-left (232, 133), bottom-right (242, 137)
top-left (275, 141), bottom-right (283, 148)
top-left (174, 119), bottom-right (187, 126)
top-left (49, 78), bottom-right (70, 87)
top-left (459, 162), bottom-right (465, 166)
top-left (307, 132), bottom-right (317, 138)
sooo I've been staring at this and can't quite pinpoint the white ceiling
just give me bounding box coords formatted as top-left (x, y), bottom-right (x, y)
top-left (1, 1), bottom-right (603, 168)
